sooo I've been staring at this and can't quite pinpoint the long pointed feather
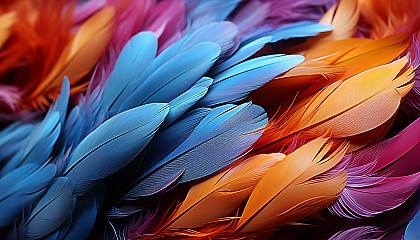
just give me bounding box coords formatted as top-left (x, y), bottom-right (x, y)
top-left (197, 54), bottom-right (305, 107)
top-left (119, 42), bottom-right (220, 113)
top-left (25, 177), bottom-right (74, 239)
top-left (0, 164), bottom-right (56, 227)
top-left (235, 138), bottom-right (348, 232)
top-left (122, 102), bottom-right (268, 199)
top-left (167, 153), bottom-right (285, 229)
top-left (101, 31), bottom-right (158, 116)
top-left (63, 103), bottom-right (169, 195)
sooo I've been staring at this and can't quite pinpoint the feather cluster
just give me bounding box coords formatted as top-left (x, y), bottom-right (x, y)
top-left (0, 0), bottom-right (420, 239)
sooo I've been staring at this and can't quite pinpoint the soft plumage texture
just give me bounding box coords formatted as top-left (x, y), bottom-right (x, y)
top-left (25, 177), bottom-right (74, 239)
top-left (1, 111), bottom-right (61, 174)
top-left (318, 0), bottom-right (359, 41)
top-left (254, 57), bottom-right (414, 153)
top-left (1, 0), bottom-right (420, 239)
top-left (235, 138), bottom-right (348, 232)
top-left (63, 103), bottom-right (169, 195)
top-left (0, 164), bottom-right (56, 227)
top-left (329, 117), bottom-right (420, 218)
top-left (122, 102), bottom-right (268, 199)
top-left (62, 193), bottom-right (98, 240)
top-left (166, 153), bottom-right (285, 229)
top-left (198, 54), bottom-right (305, 107)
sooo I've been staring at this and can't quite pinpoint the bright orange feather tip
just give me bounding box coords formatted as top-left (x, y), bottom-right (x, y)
top-left (234, 138), bottom-right (348, 233)
top-left (253, 57), bottom-right (414, 154)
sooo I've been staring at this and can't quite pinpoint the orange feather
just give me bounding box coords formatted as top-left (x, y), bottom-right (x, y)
top-left (235, 138), bottom-right (348, 233)
top-left (166, 153), bottom-right (286, 229)
top-left (253, 57), bottom-right (413, 153)
top-left (27, 6), bottom-right (115, 108)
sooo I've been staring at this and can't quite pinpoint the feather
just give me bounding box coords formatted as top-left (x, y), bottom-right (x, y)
top-left (197, 54), bottom-right (305, 107)
top-left (405, 210), bottom-right (420, 240)
top-left (62, 193), bottom-right (98, 240)
top-left (146, 21), bottom-right (236, 78)
top-left (162, 87), bottom-right (209, 128)
top-left (1, 112), bottom-right (61, 174)
top-left (0, 122), bottom-right (33, 164)
top-left (0, 85), bottom-right (20, 111)
top-left (0, 12), bottom-right (15, 49)
top-left (370, 117), bottom-right (420, 176)
top-left (235, 138), bottom-right (348, 232)
top-left (330, 173), bottom-right (420, 218)
top-left (186, 0), bottom-right (243, 26)
top-left (328, 226), bottom-right (381, 240)
top-left (166, 153), bottom-right (286, 229)
top-left (243, 21), bottom-right (334, 44)
top-left (119, 42), bottom-right (221, 113)
top-left (122, 102), bottom-right (268, 199)
top-left (357, 0), bottom-right (420, 39)
top-left (25, 177), bottom-right (74, 239)
top-left (0, 164), bottom-right (56, 227)
top-left (328, 118), bottom-right (420, 218)
top-left (144, 0), bottom-right (185, 51)
top-left (141, 108), bottom-right (212, 171)
top-left (28, 7), bottom-right (115, 106)
top-left (63, 103), bottom-right (169, 196)
top-left (231, 1), bottom-right (270, 38)
top-left (106, 108), bottom-right (213, 203)
top-left (254, 0), bottom-right (335, 29)
top-left (211, 36), bottom-right (272, 75)
top-left (50, 78), bottom-right (70, 128)
top-left (62, 106), bottom-right (85, 148)
top-left (101, 31), bottom-right (158, 116)
top-left (319, 0), bottom-right (360, 41)
top-left (302, 33), bottom-right (410, 79)
top-left (254, 57), bottom-right (414, 153)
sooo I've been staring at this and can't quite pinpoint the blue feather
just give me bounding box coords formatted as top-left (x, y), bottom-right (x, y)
top-left (101, 32), bottom-right (158, 117)
top-left (192, 77), bottom-right (214, 88)
top-left (62, 194), bottom-right (98, 240)
top-left (267, 21), bottom-right (334, 43)
top-left (182, 22), bottom-right (238, 59)
top-left (243, 21), bottom-right (334, 44)
top-left (0, 164), bottom-right (56, 227)
top-left (122, 102), bottom-right (267, 199)
top-left (146, 22), bottom-right (237, 79)
top-left (50, 77), bottom-right (70, 128)
top-left (63, 106), bottom-right (85, 148)
top-left (187, 0), bottom-right (243, 26)
top-left (142, 107), bottom-right (212, 172)
top-left (62, 103), bottom-right (169, 195)
top-left (405, 210), bottom-right (420, 240)
top-left (211, 36), bottom-right (272, 75)
top-left (119, 42), bottom-right (220, 113)
top-left (0, 122), bottom-right (33, 164)
top-left (25, 177), bottom-right (74, 239)
top-left (197, 54), bottom-right (305, 107)
top-left (1, 112), bottom-right (61, 174)
top-left (162, 87), bottom-right (208, 128)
